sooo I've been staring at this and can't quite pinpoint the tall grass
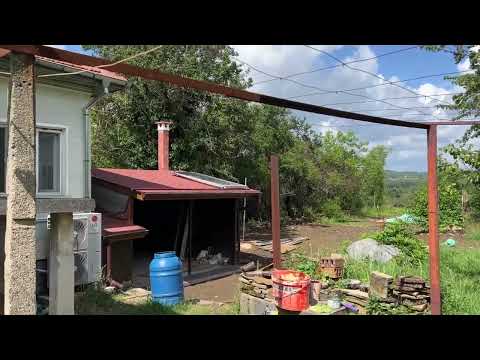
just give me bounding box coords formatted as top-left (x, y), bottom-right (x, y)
top-left (344, 247), bottom-right (480, 315)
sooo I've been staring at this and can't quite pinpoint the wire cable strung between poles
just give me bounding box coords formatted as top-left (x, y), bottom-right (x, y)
top-left (234, 57), bottom-right (439, 119)
top-left (319, 92), bottom-right (464, 107)
top-left (304, 45), bottom-right (455, 108)
top-left (251, 45), bottom-right (419, 86)
top-left (288, 70), bottom-right (469, 100)
top-left (37, 45), bottom-right (163, 78)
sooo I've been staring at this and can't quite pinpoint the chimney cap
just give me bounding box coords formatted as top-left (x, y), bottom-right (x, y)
top-left (156, 121), bottom-right (173, 131)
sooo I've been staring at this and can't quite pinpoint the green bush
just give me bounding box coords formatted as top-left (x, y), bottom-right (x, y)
top-left (409, 182), bottom-right (464, 232)
top-left (469, 189), bottom-right (480, 220)
top-left (373, 222), bottom-right (428, 264)
top-left (321, 199), bottom-right (346, 222)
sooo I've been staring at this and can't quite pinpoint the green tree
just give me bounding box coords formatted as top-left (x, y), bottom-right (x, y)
top-left (422, 45), bottom-right (480, 183)
top-left (361, 146), bottom-right (389, 209)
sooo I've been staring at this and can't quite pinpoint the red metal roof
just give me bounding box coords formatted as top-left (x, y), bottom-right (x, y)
top-left (92, 168), bottom-right (260, 200)
top-left (102, 214), bottom-right (148, 239)
top-left (36, 56), bottom-right (127, 82)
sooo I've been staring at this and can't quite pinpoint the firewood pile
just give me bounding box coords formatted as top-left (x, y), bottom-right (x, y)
top-left (238, 271), bottom-right (274, 300)
top-left (390, 276), bottom-right (430, 312)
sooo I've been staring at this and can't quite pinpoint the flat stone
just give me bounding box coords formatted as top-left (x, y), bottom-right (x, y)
top-left (369, 271), bottom-right (393, 299)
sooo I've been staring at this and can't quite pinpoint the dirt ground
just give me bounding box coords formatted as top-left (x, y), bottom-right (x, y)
top-left (184, 219), bottom-right (382, 303)
top-left (183, 218), bottom-right (476, 303)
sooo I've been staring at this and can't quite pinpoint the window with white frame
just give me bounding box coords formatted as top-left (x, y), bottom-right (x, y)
top-left (0, 126), bottom-right (65, 195)
top-left (37, 129), bottom-right (62, 194)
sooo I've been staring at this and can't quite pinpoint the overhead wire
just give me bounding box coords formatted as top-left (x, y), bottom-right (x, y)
top-left (288, 70), bottom-right (469, 100)
top-left (234, 57), bottom-right (437, 118)
top-left (37, 45), bottom-right (163, 78)
top-left (251, 45), bottom-right (419, 86)
top-left (304, 45), bottom-right (455, 108)
top-left (318, 92), bottom-right (464, 107)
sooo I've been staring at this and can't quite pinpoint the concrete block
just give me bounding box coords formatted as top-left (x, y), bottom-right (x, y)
top-left (240, 292), bottom-right (276, 315)
top-left (369, 271), bottom-right (393, 299)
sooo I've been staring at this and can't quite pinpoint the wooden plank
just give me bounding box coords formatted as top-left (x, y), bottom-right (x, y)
top-left (338, 289), bottom-right (370, 300)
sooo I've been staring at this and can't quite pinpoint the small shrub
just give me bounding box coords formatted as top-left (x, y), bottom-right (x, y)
top-left (469, 189), bottom-right (480, 220)
top-left (366, 297), bottom-right (415, 315)
top-left (284, 252), bottom-right (322, 280)
top-left (373, 222), bottom-right (428, 264)
top-left (321, 200), bottom-right (347, 222)
top-left (409, 182), bottom-right (464, 232)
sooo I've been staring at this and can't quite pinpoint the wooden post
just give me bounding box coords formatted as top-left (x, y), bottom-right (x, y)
top-left (234, 199), bottom-right (240, 265)
top-left (427, 125), bottom-right (441, 315)
top-left (3, 53), bottom-right (37, 315)
top-left (270, 155), bottom-right (281, 269)
top-left (48, 212), bottom-right (74, 315)
top-left (188, 200), bottom-right (193, 275)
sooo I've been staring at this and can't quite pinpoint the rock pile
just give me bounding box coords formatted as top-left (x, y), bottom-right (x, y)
top-left (339, 272), bottom-right (431, 314)
top-left (239, 271), bottom-right (274, 300)
top-left (391, 276), bottom-right (430, 312)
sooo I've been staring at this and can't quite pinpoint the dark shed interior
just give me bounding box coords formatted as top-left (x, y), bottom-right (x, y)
top-left (133, 198), bottom-right (239, 263)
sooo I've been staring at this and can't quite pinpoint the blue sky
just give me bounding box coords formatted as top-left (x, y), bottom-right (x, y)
top-left (51, 45), bottom-right (477, 172)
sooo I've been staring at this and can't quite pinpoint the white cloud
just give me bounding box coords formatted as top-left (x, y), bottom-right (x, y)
top-left (457, 58), bottom-right (471, 72)
top-left (232, 45), bottom-right (473, 171)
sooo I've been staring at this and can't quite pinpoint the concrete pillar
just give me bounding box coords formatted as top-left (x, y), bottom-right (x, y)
top-left (3, 53), bottom-right (37, 315)
top-left (48, 212), bottom-right (74, 315)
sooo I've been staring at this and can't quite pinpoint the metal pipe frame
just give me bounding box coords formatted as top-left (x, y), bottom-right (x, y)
top-left (270, 155), bottom-right (281, 269)
top-left (4, 45), bottom-right (479, 315)
top-left (427, 125), bottom-right (441, 315)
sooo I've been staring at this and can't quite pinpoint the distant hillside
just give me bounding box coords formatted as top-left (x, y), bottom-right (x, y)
top-left (385, 170), bottom-right (427, 207)
top-left (385, 170), bottom-right (427, 182)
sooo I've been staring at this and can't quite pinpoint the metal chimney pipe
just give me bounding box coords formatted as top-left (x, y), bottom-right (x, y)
top-left (156, 121), bottom-right (172, 170)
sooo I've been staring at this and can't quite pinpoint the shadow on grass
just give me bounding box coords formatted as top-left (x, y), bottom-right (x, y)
top-left (75, 286), bottom-right (239, 315)
top-left (75, 287), bottom-right (181, 315)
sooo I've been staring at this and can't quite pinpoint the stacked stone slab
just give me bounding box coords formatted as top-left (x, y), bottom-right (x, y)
top-left (368, 272), bottom-right (430, 313)
top-left (238, 271), bottom-right (274, 300)
top-left (390, 276), bottom-right (430, 312)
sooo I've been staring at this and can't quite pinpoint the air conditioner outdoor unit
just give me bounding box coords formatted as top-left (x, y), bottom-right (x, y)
top-left (73, 212), bottom-right (102, 286)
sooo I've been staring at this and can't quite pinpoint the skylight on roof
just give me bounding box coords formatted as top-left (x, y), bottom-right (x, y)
top-left (175, 171), bottom-right (248, 189)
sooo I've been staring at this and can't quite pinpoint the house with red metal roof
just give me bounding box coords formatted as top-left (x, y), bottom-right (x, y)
top-left (91, 121), bottom-right (260, 287)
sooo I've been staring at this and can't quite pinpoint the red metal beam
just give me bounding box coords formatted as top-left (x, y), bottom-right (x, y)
top-left (0, 45), bottom-right (431, 129)
top-left (270, 155), bottom-right (281, 269)
top-left (427, 125), bottom-right (441, 315)
top-left (0, 49), bottom-right (10, 59)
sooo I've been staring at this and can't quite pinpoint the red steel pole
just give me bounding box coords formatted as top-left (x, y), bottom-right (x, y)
top-left (427, 125), bottom-right (441, 315)
top-left (270, 155), bottom-right (282, 269)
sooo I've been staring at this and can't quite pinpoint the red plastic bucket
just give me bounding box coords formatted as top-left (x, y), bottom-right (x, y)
top-left (272, 269), bottom-right (311, 312)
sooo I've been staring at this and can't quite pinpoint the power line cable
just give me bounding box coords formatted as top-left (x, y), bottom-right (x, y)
top-left (251, 45), bottom-right (419, 86)
top-left (318, 92), bottom-right (463, 107)
top-left (304, 45), bottom-right (454, 107)
top-left (289, 71), bottom-right (469, 100)
top-left (38, 46), bottom-right (163, 78)
top-left (235, 57), bottom-right (437, 119)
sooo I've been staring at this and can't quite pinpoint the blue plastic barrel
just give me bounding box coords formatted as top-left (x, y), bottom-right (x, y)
top-left (150, 252), bottom-right (184, 305)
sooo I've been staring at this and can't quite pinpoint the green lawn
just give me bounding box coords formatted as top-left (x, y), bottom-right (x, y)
top-left (75, 287), bottom-right (239, 315)
top-left (343, 246), bottom-right (480, 315)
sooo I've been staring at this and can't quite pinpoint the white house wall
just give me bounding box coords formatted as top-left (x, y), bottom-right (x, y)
top-left (0, 77), bottom-right (94, 263)
top-left (0, 77), bottom-right (92, 199)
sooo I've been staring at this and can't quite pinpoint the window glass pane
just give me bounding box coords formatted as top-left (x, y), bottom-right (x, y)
top-left (39, 132), bottom-right (60, 192)
top-left (0, 127), bottom-right (5, 193)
